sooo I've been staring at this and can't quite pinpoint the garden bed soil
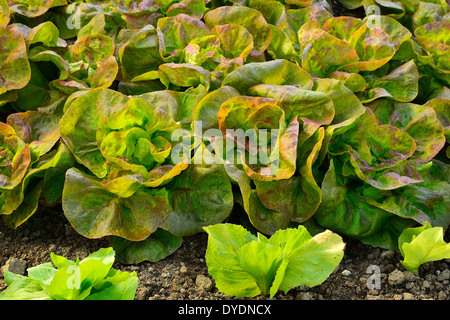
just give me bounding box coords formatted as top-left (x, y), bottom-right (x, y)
top-left (1, 206), bottom-right (450, 301)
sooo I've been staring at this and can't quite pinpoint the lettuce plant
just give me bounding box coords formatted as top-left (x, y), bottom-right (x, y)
top-left (59, 87), bottom-right (234, 263)
top-left (0, 247), bottom-right (138, 300)
top-left (399, 222), bottom-right (450, 274)
top-left (204, 223), bottom-right (345, 298)
top-left (59, 88), bottom-right (187, 240)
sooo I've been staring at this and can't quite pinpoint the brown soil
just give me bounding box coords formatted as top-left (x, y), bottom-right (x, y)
top-left (1, 206), bottom-right (450, 301)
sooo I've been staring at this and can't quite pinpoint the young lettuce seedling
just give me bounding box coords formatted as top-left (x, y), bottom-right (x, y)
top-left (399, 222), bottom-right (450, 274)
top-left (204, 223), bottom-right (345, 298)
top-left (0, 247), bottom-right (138, 300)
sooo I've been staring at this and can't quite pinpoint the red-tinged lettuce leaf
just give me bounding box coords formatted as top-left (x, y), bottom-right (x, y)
top-left (68, 34), bottom-right (118, 89)
top-left (328, 71), bottom-right (367, 93)
top-left (248, 84), bottom-right (335, 126)
top-left (314, 159), bottom-right (417, 250)
top-left (342, 24), bottom-right (396, 73)
top-left (312, 78), bottom-right (366, 167)
top-left (425, 98), bottom-right (450, 143)
top-left (242, 118), bottom-right (300, 182)
top-left (365, 160), bottom-right (450, 231)
top-left (166, 0), bottom-right (207, 19)
top-left (217, 96), bottom-right (299, 181)
top-left (76, 11), bottom-right (107, 40)
top-left (157, 63), bottom-right (211, 89)
top-left (8, 0), bottom-right (53, 18)
top-left (254, 127), bottom-right (324, 224)
top-left (285, 0), bottom-right (315, 5)
top-left (49, 80), bottom-right (89, 95)
top-left (157, 13), bottom-right (210, 58)
top-left (70, 3), bottom-right (125, 39)
top-left (368, 99), bottom-right (446, 163)
top-left (181, 34), bottom-right (222, 68)
top-left (313, 78), bottom-right (365, 129)
top-left (414, 21), bottom-right (450, 85)
top-left (360, 60), bottom-right (420, 103)
top-left (217, 96), bottom-right (280, 134)
top-left (0, 0), bottom-right (9, 27)
top-left (412, 2), bottom-right (448, 29)
top-left (138, 85), bottom-right (207, 128)
top-left (330, 108), bottom-right (420, 190)
top-left (0, 25), bottom-right (31, 95)
top-left (222, 59), bottom-right (313, 94)
top-left (321, 16), bottom-right (364, 40)
top-left (304, 15), bottom-right (412, 75)
top-left (2, 142), bottom-right (74, 228)
top-left (247, 0), bottom-right (286, 26)
top-left (204, 6), bottom-right (272, 55)
top-left (118, 25), bottom-right (165, 81)
top-left (160, 164), bottom-right (234, 236)
top-left (111, 229), bottom-right (183, 264)
top-left (90, 55), bottom-right (119, 88)
top-left (60, 88), bottom-right (130, 179)
top-left (276, 6), bottom-right (333, 52)
top-left (192, 86), bottom-right (241, 131)
top-left (7, 111), bottom-right (60, 162)
top-left (0, 123), bottom-right (31, 191)
top-left (297, 20), bottom-right (359, 78)
top-left (101, 160), bottom-right (189, 198)
top-left (230, 166), bottom-right (291, 235)
top-left (13, 21), bottom-right (66, 49)
top-left (111, 0), bottom-right (160, 15)
top-left (209, 23), bottom-right (254, 62)
top-left (62, 168), bottom-right (170, 241)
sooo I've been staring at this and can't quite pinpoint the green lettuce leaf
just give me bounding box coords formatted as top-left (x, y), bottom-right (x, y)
top-left (111, 229), bottom-right (183, 264)
top-left (62, 168), bottom-right (170, 241)
top-left (399, 222), bottom-right (450, 274)
top-left (161, 164), bottom-right (234, 236)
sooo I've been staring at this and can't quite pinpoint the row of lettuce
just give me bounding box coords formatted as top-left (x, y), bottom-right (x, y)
top-left (0, 0), bottom-right (449, 263)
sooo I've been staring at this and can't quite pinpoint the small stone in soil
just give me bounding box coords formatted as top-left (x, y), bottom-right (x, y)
top-left (1, 257), bottom-right (27, 276)
top-left (195, 274), bottom-right (213, 292)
